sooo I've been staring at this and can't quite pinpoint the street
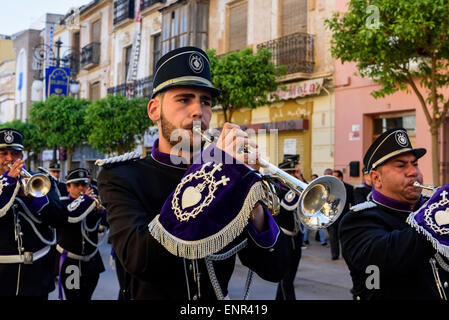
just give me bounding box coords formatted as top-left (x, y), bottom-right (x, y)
top-left (49, 234), bottom-right (353, 301)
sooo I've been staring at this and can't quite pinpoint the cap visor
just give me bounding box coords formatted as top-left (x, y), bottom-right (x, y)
top-left (151, 82), bottom-right (221, 99)
top-left (373, 148), bottom-right (427, 170)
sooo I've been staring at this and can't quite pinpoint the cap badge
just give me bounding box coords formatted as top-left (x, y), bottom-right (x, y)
top-left (4, 131), bottom-right (14, 144)
top-left (172, 162), bottom-right (230, 222)
top-left (189, 53), bottom-right (204, 74)
top-left (395, 131), bottom-right (408, 147)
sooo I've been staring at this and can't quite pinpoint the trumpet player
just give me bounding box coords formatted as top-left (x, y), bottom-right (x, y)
top-left (340, 128), bottom-right (449, 300)
top-left (56, 168), bottom-right (108, 300)
top-left (0, 128), bottom-right (66, 297)
top-left (97, 46), bottom-right (288, 300)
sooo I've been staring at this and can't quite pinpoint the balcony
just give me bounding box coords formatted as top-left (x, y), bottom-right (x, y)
top-left (141, 0), bottom-right (165, 11)
top-left (81, 42), bottom-right (100, 69)
top-left (113, 0), bottom-right (134, 25)
top-left (61, 52), bottom-right (80, 77)
top-left (107, 76), bottom-right (153, 98)
top-left (257, 32), bottom-right (314, 76)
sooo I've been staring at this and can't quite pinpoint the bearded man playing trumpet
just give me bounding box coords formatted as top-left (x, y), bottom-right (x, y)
top-left (55, 168), bottom-right (108, 300)
top-left (97, 46), bottom-right (289, 300)
top-left (0, 128), bottom-right (66, 297)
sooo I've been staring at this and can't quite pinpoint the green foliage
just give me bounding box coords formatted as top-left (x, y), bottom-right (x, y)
top-left (85, 94), bottom-right (152, 155)
top-left (325, 0), bottom-right (449, 104)
top-left (325, 0), bottom-right (449, 184)
top-left (0, 119), bottom-right (45, 154)
top-left (29, 95), bottom-right (91, 153)
top-left (207, 48), bottom-right (286, 123)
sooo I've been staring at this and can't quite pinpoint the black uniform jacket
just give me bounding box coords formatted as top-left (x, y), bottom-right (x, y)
top-left (0, 175), bottom-right (66, 296)
top-left (56, 196), bottom-right (107, 277)
top-left (98, 154), bottom-right (289, 300)
top-left (340, 198), bottom-right (449, 300)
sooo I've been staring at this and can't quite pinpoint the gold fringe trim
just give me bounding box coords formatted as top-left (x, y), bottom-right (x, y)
top-left (148, 181), bottom-right (265, 259)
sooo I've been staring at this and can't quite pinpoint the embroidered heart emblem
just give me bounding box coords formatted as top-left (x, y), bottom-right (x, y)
top-left (181, 186), bottom-right (202, 209)
top-left (434, 208), bottom-right (449, 226)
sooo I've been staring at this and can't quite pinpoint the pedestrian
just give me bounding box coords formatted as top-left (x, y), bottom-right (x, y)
top-left (274, 155), bottom-right (303, 300)
top-left (340, 127), bottom-right (449, 300)
top-left (0, 128), bottom-right (66, 297)
top-left (97, 46), bottom-right (288, 300)
top-left (56, 168), bottom-right (108, 300)
top-left (328, 169), bottom-right (353, 260)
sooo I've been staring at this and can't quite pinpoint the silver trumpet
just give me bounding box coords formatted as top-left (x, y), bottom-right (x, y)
top-left (413, 181), bottom-right (436, 192)
top-left (193, 126), bottom-right (347, 230)
top-left (9, 163), bottom-right (51, 197)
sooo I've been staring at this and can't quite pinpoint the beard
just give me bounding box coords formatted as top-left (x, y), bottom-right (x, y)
top-left (160, 108), bottom-right (205, 155)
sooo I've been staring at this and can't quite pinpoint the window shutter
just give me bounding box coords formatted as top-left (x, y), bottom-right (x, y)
top-left (281, 0), bottom-right (307, 36)
top-left (228, 1), bottom-right (247, 52)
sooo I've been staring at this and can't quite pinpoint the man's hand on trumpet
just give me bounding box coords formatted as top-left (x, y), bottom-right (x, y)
top-left (215, 122), bottom-right (261, 171)
top-left (7, 160), bottom-right (24, 179)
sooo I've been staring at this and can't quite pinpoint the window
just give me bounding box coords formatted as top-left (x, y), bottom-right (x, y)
top-left (281, 0), bottom-right (307, 36)
top-left (372, 112), bottom-right (416, 145)
top-left (92, 20), bottom-right (101, 43)
top-left (160, 1), bottom-right (209, 55)
top-left (124, 45), bottom-right (132, 82)
top-left (152, 34), bottom-right (161, 75)
top-left (90, 81), bottom-right (101, 101)
top-left (228, 1), bottom-right (247, 52)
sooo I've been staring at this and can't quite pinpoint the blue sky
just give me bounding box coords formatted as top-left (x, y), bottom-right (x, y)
top-left (0, 0), bottom-right (93, 36)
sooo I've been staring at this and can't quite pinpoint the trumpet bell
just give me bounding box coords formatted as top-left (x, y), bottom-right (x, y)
top-left (25, 173), bottom-right (51, 197)
top-left (298, 176), bottom-right (347, 230)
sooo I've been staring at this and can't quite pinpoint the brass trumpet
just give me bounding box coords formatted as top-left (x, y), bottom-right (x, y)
top-left (193, 126), bottom-right (347, 230)
top-left (9, 163), bottom-right (51, 197)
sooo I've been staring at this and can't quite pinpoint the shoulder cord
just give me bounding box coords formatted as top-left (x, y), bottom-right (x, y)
top-left (81, 218), bottom-right (109, 248)
top-left (204, 239), bottom-right (254, 300)
top-left (435, 253), bottom-right (449, 273)
top-left (18, 211), bottom-right (56, 246)
top-left (430, 256), bottom-right (448, 300)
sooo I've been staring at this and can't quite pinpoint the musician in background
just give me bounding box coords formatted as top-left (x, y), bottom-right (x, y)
top-left (353, 167), bottom-right (372, 205)
top-left (0, 128), bottom-right (66, 297)
top-left (328, 169), bottom-right (353, 260)
top-left (340, 128), bottom-right (449, 300)
top-left (274, 155), bottom-right (303, 300)
top-left (56, 168), bottom-right (107, 300)
top-left (47, 162), bottom-right (68, 198)
top-left (97, 46), bottom-right (288, 300)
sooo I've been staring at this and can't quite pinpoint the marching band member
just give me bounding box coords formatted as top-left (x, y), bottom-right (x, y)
top-left (274, 155), bottom-right (304, 300)
top-left (340, 128), bottom-right (449, 300)
top-left (97, 46), bottom-right (288, 300)
top-left (56, 168), bottom-right (108, 300)
top-left (0, 128), bottom-right (66, 297)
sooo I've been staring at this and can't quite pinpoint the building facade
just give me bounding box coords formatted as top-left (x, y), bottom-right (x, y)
top-left (208, 0), bottom-right (337, 180)
top-left (333, 0), bottom-right (449, 185)
top-left (0, 36), bottom-right (16, 123)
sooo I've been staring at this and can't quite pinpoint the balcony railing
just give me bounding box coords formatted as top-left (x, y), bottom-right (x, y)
top-left (81, 42), bottom-right (100, 69)
top-left (114, 0), bottom-right (134, 25)
top-left (107, 76), bottom-right (153, 97)
top-left (61, 52), bottom-right (80, 77)
top-left (141, 0), bottom-right (164, 11)
top-left (257, 32), bottom-right (314, 75)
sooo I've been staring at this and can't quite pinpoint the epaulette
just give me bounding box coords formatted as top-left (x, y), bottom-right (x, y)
top-left (95, 151), bottom-right (142, 168)
top-left (351, 201), bottom-right (377, 212)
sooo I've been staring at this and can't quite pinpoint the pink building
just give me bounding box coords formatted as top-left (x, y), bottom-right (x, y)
top-left (334, 1), bottom-right (449, 186)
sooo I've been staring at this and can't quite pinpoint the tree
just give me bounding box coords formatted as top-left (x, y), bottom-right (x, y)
top-left (207, 47), bottom-right (286, 123)
top-left (0, 119), bottom-right (45, 170)
top-left (325, 0), bottom-right (449, 185)
top-left (30, 95), bottom-right (91, 170)
top-left (85, 94), bottom-right (152, 155)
